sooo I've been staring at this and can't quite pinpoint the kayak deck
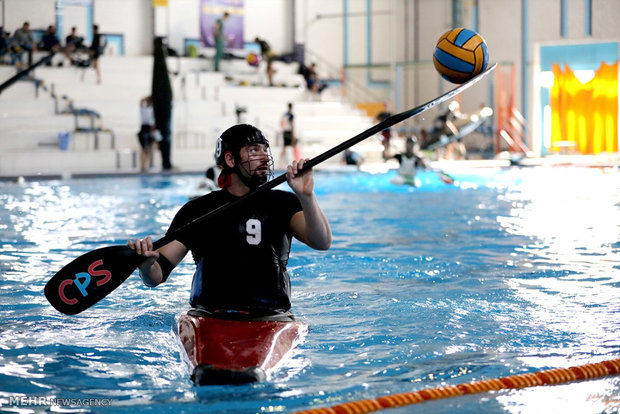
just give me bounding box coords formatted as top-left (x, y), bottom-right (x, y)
top-left (178, 310), bottom-right (308, 385)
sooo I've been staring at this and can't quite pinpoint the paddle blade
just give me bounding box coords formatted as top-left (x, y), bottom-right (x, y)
top-left (44, 245), bottom-right (143, 315)
top-left (436, 171), bottom-right (455, 185)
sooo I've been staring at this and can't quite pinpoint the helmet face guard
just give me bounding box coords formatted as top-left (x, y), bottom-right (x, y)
top-left (215, 124), bottom-right (274, 188)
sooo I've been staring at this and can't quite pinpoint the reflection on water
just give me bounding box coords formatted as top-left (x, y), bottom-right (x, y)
top-left (498, 167), bottom-right (618, 274)
top-left (0, 168), bottom-right (618, 413)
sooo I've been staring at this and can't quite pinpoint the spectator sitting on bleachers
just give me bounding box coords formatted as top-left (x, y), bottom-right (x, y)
top-left (65, 27), bottom-right (84, 50)
top-left (5, 33), bottom-right (24, 67)
top-left (39, 25), bottom-right (62, 66)
top-left (303, 63), bottom-right (327, 96)
top-left (39, 25), bottom-right (60, 52)
top-left (13, 21), bottom-right (35, 67)
top-left (64, 26), bottom-right (90, 67)
top-left (63, 26), bottom-right (85, 65)
top-left (0, 30), bottom-right (9, 63)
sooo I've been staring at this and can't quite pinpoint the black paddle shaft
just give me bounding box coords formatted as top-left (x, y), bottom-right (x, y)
top-left (45, 64), bottom-right (496, 315)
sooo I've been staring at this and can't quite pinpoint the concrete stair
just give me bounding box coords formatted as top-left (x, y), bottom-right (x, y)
top-left (0, 56), bottom-right (381, 178)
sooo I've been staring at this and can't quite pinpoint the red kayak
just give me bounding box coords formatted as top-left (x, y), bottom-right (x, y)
top-left (178, 309), bottom-right (308, 385)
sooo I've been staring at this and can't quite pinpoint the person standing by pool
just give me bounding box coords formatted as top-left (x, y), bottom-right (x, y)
top-left (89, 24), bottom-right (105, 83)
top-left (137, 96), bottom-right (156, 172)
top-left (280, 102), bottom-right (299, 166)
top-left (127, 124), bottom-right (332, 315)
top-left (375, 102), bottom-right (393, 160)
top-left (212, 12), bottom-right (229, 72)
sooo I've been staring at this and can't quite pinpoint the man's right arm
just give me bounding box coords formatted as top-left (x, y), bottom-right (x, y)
top-left (128, 237), bottom-right (188, 287)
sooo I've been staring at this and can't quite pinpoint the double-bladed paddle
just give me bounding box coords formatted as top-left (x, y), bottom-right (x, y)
top-left (44, 64), bottom-right (496, 315)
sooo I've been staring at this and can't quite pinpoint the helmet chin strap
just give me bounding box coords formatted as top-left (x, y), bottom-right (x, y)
top-left (236, 161), bottom-right (268, 189)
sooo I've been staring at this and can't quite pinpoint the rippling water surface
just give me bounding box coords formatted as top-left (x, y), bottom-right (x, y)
top-left (0, 167), bottom-right (618, 413)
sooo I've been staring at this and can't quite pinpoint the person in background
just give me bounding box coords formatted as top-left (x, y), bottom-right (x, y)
top-left (199, 158), bottom-right (221, 193)
top-left (88, 24), bottom-right (104, 83)
top-left (266, 59), bottom-right (275, 87)
top-left (254, 37), bottom-right (272, 60)
top-left (419, 100), bottom-right (462, 158)
top-left (65, 26), bottom-right (83, 50)
top-left (343, 149), bottom-right (364, 169)
top-left (475, 102), bottom-right (494, 139)
top-left (0, 30), bottom-right (9, 63)
top-left (39, 25), bottom-right (60, 52)
top-left (442, 101), bottom-right (466, 160)
top-left (435, 101), bottom-right (461, 137)
top-left (446, 137), bottom-right (467, 160)
top-left (137, 96), bottom-right (157, 172)
top-left (190, 157), bottom-right (221, 199)
top-left (254, 36), bottom-right (276, 86)
top-left (235, 105), bottom-right (247, 124)
top-left (305, 63), bottom-right (327, 97)
top-left (212, 12), bottom-right (229, 72)
top-left (127, 124), bottom-right (332, 318)
top-left (375, 102), bottom-right (393, 160)
top-left (280, 102), bottom-right (298, 166)
top-left (391, 136), bottom-right (428, 186)
top-left (64, 26), bottom-right (84, 64)
top-left (39, 25), bottom-right (61, 66)
top-left (12, 21), bottom-right (35, 67)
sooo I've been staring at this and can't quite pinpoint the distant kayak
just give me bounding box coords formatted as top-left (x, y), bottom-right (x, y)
top-left (390, 175), bottom-right (419, 187)
top-left (178, 309), bottom-right (308, 385)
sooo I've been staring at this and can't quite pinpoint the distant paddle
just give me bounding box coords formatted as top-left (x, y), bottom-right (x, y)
top-left (45, 64), bottom-right (496, 315)
top-left (434, 170), bottom-right (455, 184)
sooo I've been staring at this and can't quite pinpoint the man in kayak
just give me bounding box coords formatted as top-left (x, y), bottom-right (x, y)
top-left (128, 124), bottom-right (332, 316)
top-left (391, 136), bottom-right (428, 186)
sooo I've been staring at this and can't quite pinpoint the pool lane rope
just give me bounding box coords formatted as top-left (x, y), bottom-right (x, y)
top-left (293, 358), bottom-right (620, 414)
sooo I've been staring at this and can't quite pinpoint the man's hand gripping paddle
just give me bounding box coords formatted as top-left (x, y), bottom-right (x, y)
top-left (45, 64), bottom-right (496, 315)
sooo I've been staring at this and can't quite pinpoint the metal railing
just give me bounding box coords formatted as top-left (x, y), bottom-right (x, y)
top-left (303, 46), bottom-right (385, 105)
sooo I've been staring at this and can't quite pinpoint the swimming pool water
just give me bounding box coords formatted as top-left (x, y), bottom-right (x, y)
top-left (0, 166), bottom-right (619, 413)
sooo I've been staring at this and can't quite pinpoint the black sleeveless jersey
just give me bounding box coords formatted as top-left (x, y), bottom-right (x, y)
top-left (167, 189), bottom-right (302, 312)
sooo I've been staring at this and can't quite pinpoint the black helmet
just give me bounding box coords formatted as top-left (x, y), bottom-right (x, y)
top-left (215, 124), bottom-right (273, 188)
top-left (215, 124), bottom-right (269, 166)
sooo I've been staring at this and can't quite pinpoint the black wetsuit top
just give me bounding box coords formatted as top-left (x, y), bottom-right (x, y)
top-left (167, 189), bottom-right (302, 313)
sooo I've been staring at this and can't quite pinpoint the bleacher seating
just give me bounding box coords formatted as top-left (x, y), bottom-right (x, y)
top-left (0, 55), bottom-right (379, 178)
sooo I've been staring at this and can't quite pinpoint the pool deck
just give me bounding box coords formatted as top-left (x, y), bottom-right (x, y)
top-left (1, 152), bottom-right (618, 183)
